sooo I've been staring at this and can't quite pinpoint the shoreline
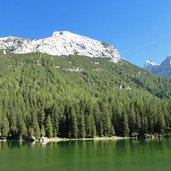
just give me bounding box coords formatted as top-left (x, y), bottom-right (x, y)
top-left (49, 136), bottom-right (130, 143)
top-left (1, 134), bottom-right (170, 144)
top-left (0, 136), bottom-right (130, 143)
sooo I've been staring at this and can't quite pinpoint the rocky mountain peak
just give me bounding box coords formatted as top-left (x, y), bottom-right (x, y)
top-left (144, 59), bottom-right (159, 72)
top-left (0, 31), bottom-right (121, 63)
top-left (144, 56), bottom-right (171, 78)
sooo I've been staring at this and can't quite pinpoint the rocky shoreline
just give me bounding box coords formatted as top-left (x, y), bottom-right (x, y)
top-left (49, 136), bottom-right (129, 143)
top-left (0, 136), bottom-right (129, 144)
top-left (1, 134), bottom-right (169, 144)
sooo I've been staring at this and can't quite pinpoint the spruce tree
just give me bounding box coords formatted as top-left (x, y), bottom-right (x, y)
top-left (128, 103), bottom-right (136, 135)
top-left (120, 111), bottom-right (129, 137)
top-left (70, 107), bottom-right (78, 138)
top-left (18, 119), bottom-right (27, 138)
top-left (78, 115), bottom-right (86, 138)
top-left (1, 114), bottom-right (9, 137)
top-left (40, 125), bottom-right (45, 137)
top-left (45, 115), bottom-right (53, 138)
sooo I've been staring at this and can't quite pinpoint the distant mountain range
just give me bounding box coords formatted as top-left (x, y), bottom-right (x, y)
top-left (144, 57), bottom-right (171, 78)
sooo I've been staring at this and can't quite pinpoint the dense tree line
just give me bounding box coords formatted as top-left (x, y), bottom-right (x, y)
top-left (0, 52), bottom-right (171, 139)
top-left (0, 88), bottom-right (170, 139)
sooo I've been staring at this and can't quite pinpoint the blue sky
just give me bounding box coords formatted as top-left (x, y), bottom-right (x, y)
top-left (0, 0), bottom-right (171, 66)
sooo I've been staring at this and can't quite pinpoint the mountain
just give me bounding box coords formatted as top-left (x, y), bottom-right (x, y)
top-left (0, 32), bottom-right (171, 140)
top-left (144, 57), bottom-right (171, 78)
top-left (0, 31), bottom-right (120, 63)
top-left (144, 60), bottom-right (159, 72)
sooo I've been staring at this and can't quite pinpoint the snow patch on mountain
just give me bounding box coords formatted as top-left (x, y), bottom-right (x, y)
top-left (144, 60), bottom-right (159, 69)
top-left (0, 31), bottom-right (121, 63)
top-left (144, 59), bottom-right (159, 72)
top-left (144, 60), bottom-right (158, 67)
top-left (144, 57), bottom-right (171, 78)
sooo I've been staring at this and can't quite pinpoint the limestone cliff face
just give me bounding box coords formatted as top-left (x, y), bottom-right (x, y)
top-left (0, 31), bottom-right (121, 63)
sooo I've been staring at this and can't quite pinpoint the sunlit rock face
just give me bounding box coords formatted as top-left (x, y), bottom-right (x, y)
top-left (0, 31), bottom-right (121, 63)
top-left (144, 57), bottom-right (171, 78)
top-left (144, 60), bottom-right (159, 72)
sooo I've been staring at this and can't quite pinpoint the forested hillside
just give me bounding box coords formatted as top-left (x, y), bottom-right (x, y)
top-left (0, 51), bottom-right (171, 139)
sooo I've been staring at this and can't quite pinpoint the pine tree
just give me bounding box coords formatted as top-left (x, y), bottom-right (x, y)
top-left (99, 120), bottom-right (104, 137)
top-left (85, 115), bottom-right (91, 138)
top-left (93, 103), bottom-right (102, 137)
top-left (34, 121), bottom-right (40, 138)
top-left (1, 114), bottom-right (9, 137)
top-left (120, 111), bottom-right (129, 137)
top-left (70, 107), bottom-right (78, 138)
top-left (18, 119), bottom-right (27, 138)
top-left (90, 114), bottom-right (96, 137)
top-left (37, 109), bottom-right (45, 129)
top-left (40, 125), bottom-right (45, 137)
top-left (128, 103), bottom-right (136, 135)
top-left (45, 115), bottom-right (53, 138)
top-left (78, 115), bottom-right (86, 138)
top-left (135, 109), bottom-right (141, 133)
top-left (32, 112), bottom-right (40, 138)
top-left (156, 113), bottom-right (166, 134)
top-left (28, 127), bottom-right (34, 137)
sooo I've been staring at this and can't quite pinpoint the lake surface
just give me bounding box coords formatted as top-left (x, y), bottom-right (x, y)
top-left (0, 139), bottom-right (171, 171)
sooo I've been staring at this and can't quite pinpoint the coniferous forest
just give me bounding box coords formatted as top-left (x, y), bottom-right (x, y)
top-left (0, 51), bottom-right (171, 139)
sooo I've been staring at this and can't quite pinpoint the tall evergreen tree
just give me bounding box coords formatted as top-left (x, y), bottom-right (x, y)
top-left (1, 114), bottom-right (9, 137)
top-left (120, 111), bottom-right (129, 137)
top-left (78, 115), bottom-right (86, 138)
top-left (70, 107), bottom-right (78, 138)
top-left (45, 115), bottom-right (53, 138)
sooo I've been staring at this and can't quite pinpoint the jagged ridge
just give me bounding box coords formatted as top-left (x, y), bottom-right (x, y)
top-left (144, 57), bottom-right (171, 78)
top-left (144, 59), bottom-right (159, 72)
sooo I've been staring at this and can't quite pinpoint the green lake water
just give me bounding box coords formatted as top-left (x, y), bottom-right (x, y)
top-left (0, 139), bottom-right (171, 171)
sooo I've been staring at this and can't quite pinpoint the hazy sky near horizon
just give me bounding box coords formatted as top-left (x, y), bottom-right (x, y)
top-left (0, 0), bottom-right (171, 67)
